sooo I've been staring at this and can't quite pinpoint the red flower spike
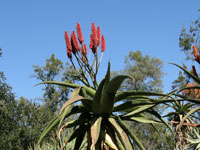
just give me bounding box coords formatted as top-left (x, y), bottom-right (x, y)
top-left (91, 23), bottom-right (98, 47)
top-left (97, 26), bottom-right (101, 46)
top-left (84, 44), bottom-right (87, 55)
top-left (101, 35), bottom-right (106, 52)
top-left (193, 45), bottom-right (199, 60)
top-left (192, 65), bottom-right (198, 77)
top-left (67, 48), bottom-right (72, 59)
top-left (65, 31), bottom-right (72, 51)
top-left (89, 34), bottom-right (94, 49)
top-left (72, 31), bottom-right (81, 51)
top-left (71, 33), bottom-right (77, 54)
top-left (76, 23), bottom-right (84, 44)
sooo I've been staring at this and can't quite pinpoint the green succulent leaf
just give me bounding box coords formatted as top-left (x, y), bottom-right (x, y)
top-left (116, 116), bottom-right (145, 150)
top-left (67, 125), bottom-right (87, 143)
top-left (178, 106), bottom-right (200, 130)
top-left (59, 95), bottom-right (83, 114)
top-left (74, 131), bottom-right (86, 150)
top-left (102, 62), bottom-right (111, 94)
top-left (109, 118), bottom-right (132, 150)
top-left (35, 81), bottom-right (96, 97)
top-left (102, 75), bottom-right (131, 114)
top-left (37, 115), bottom-right (61, 145)
top-left (115, 90), bottom-right (172, 102)
top-left (170, 63), bottom-right (200, 84)
top-left (149, 109), bottom-right (174, 136)
top-left (113, 99), bottom-right (153, 112)
top-left (90, 116), bottom-right (102, 150)
top-left (104, 133), bottom-right (119, 150)
top-left (58, 105), bottom-right (73, 128)
top-left (92, 78), bottom-right (106, 114)
top-left (124, 104), bottom-right (155, 117)
top-left (129, 116), bottom-right (161, 124)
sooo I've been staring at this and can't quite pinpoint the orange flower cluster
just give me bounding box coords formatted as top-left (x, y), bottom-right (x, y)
top-left (64, 23), bottom-right (106, 59)
top-left (182, 83), bottom-right (200, 98)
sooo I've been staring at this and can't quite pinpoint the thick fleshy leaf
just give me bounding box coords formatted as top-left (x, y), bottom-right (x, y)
top-left (113, 99), bottom-right (153, 112)
top-left (74, 131), bottom-right (86, 150)
top-left (116, 116), bottom-right (145, 150)
top-left (58, 111), bottom-right (89, 137)
top-left (102, 75), bottom-right (131, 114)
top-left (149, 109), bottom-right (174, 136)
top-left (102, 62), bottom-right (111, 94)
top-left (35, 81), bottom-right (96, 97)
top-left (66, 125), bottom-right (87, 143)
top-left (124, 104), bottom-right (155, 117)
top-left (92, 79), bottom-right (105, 114)
top-left (129, 116), bottom-right (161, 124)
top-left (59, 95), bottom-right (83, 114)
top-left (79, 87), bottom-right (92, 110)
top-left (178, 106), bottom-right (200, 130)
top-left (37, 116), bottom-right (61, 145)
top-left (170, 63), bottom-right (200, 84)
top-left (115, 90), bottom-right (172, 102)
top-left (109, 118), bottom-right (132, 150)
top-left (104, 133), bottom-right (118, 150)
top-left (90, 117), bottom-right (102, 150)
top-left (58, 105), bottom-right (73, 128)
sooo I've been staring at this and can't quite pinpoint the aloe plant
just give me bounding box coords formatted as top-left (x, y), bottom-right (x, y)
top-left (36, 23), bottom-right (175, 150)
top-left (186, 127), bottom-right (200, 150)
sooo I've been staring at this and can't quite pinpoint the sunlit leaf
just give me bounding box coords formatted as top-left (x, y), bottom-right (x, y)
top-left (109, 118), bottom-right (132, 150)
top-left (102, 75), bottom-right (131, 114)
top-left (90, 117), bottom-right (102, 150)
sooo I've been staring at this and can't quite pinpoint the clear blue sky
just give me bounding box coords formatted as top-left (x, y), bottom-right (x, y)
top-left (0, 0), bottom-right (199, 99)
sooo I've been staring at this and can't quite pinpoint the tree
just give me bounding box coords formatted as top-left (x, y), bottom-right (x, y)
top-left (119, 50), bottom-right (175, 149)
top-left (32, 54), bottom-right (75, 112)
top-left (179, 9), bottom-right (200, 60)
top-left (122, 50), bottom-right (164, 92)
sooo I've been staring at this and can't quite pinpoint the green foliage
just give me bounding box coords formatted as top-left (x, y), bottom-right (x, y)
top-left (32, 54), bottom-right (75, 112)
top-left (123, 50), bottom-right (164, 92)
top-left (37, 62), bottom-right (176, 150)
top-left (179, 9), bottom-right (200, 60)
top-left (186, 127), bottom-right (200, 150)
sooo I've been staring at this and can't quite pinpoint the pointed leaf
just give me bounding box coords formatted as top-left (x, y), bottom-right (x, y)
top-left (66, 125), bottom-right (86, 143)
top-left (58, 105), bottom-right (73, 128)
top-left (115, 90), bottom-right (172, 102)
top-left (113, 99), bottom-right (153, 112)
top-left (37, 116), bottom-right (61, 145)
top-left (35, 81), bottom-right (96, 97)
top-left (104, 133), bottom-right (118, 150)
top-left (129, 116), bottom-right (161, 124)
top-left (90, 117), bottom-right (102, 150)
top-left (102, 75), bottom-right (131, 114)
top-left (124, 104), bottom-right (155, 117)
top-left (116, 116), bottom-right (145, 150)
top-left (109, 118), bottom-right (132, 150)
top-left (178, 106), bottom-right (200, 130)
top-left (149, 109), bottom-right (174, 136)
top-left (59, 95), bottom-right (83, 114)
top-left (102, 62), bottom-right (111, 93)
top-left (170, 63), bottom-right (200, 84)
top-left (92, 79), bottom-right (105, 114)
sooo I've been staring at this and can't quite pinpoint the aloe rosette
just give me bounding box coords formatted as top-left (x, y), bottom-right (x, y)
top-left (36, 23), bottom-right (175, 150)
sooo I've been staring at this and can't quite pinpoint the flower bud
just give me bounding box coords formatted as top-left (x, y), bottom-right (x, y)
top-left (193, 45), bottom-right (199, 60)
top-left (65, 31), bottom-right (72, 51)
top-left (101, 35), bottom-right (106, 52)
top-left (76, 23), bottom-right (84, 44)
top-left (91, 23), bottom-right (98, 47)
